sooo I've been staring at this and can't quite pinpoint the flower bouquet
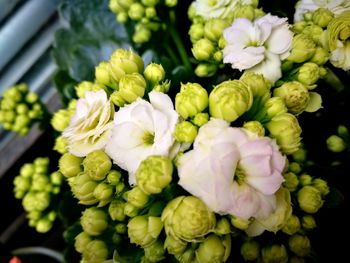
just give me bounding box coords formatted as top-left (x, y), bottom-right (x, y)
top-left (1, 0), bottom-right (350, 262)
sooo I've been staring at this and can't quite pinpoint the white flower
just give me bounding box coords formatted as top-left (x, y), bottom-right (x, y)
top-left (192, 0), bottom-right (255, 20)
top-left (329, 39), bottom-right (350, 70)
top-left (294, 0), bottom-right (350, 22)
top-left (63, 90), bottom-right (114, 157)
top-left (223, 14), bottom-right (293, 83)
top-left (178, 118), bottom-right (285, 220)
top-left (105, 91), bottom-right (181, 185)
top-left (245, 187), bottom-right (292, 236)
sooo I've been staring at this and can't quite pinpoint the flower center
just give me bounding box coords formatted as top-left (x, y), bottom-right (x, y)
top-left (234, 165), bottom-right (246, 185)
top-left (142, 131), bottom-right (155, 145)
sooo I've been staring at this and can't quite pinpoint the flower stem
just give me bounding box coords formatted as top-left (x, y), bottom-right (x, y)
top-left (168, 23), bottom-right (192, 71)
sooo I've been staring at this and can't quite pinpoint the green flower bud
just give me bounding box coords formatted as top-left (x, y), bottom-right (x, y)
top-left (20, 163), bottom-right (35, 177)
top-left (109, 49), bottom-right (144, 80)
top-left (194, 63), bottom-right (218, 77)
top-left (110, 90), bottom-right (126, 107)
top-left (240, 240), bottom-right (260, 261)
top-left (144, 240), bottom-right (165, 262)
top-left (133, 24), bottom-right (152, 43)
top-left (36, 218), bottom-right (53, 233)
top-left (326, 135), bottom-right (346, 152)
top-left (298, 185), bottom-right (324, 213)
top-left (117, 0), bottom-right (134, 9)
top-left (312, 178), bottom-right (330, 197)
top-left (107, 170), bottom-right (122, 185)
top-left (83, 150), bottom-right (112, 181)
top-left (31, 174), bottom-right (50, 191)
top-left (75, 81), bottom-right (105, 98)
top-left (145, 7), bottom-right (157, 18)
top-left (75, 232), bottom-right (92, 254)
top-left (189, 23), bottom-right (204, 42)
top-left (95, 61), bottom-right (117, 89)
top-left (243, 121), bottom-right (265, 136)
top-left (115, 223), bottom-right (127, 234)
top-left (209, 80), bottom-right (252, 122)
top-left (118, 72), bottom-right (146, 103)
top-left (175, 247), bottom-right (196, 263)
top-left (59, 153), bottom-right (83, 178)
top-left (240, 72), bottom-right (271, 97)
top-left (128, 3), bottom-right (145, 21)
top-left (292, 147), bottom-right (307, 163)
top-left (296, 62), bottom-right (321, 86)
top-left (13, 176), bottom-right (31, 193)
top-left (299, 174), bottom-right (312, 186)
top-left (28, 210), bottom-right (41, 221)
top-left (266, 113), bottom-right (302, 155)
top-left (13, 115), bottom-right (30, 130)
top-left (290, 256), bottom-right (305, 263)
top-left (124, 202), bottom-right (140, 217)
top-left (16, 104), bottom-right (28, 115)
top-left (303, 24), bottom-right (324, 44)
top-left (264, 97), bottom-right (288, 119)
top-left (22, 192), bottom-right (50, 212)
top-left (1, 98), bottom-right (16, 110)
top-left (93, 183), bottom-right (114, 204)
top-left (212, 217), bottom-right (230, 236)
top-left (287, 34), bottom-right (316, 63)
top-left (164, 234), bottom-right (187, 255)
top-left (109, 199), bottom-right (126, 221)
top-left (81, 207), bottom-right (108, 236)
top-left (54, 136), bottom-right (68, 154)
top-left (126, 186), bottom-right (150, 208)
top-left (162, 196), bottom-right (216, 242)
top-left (195, 234), bottom-right (231, 263)
top-left (144, 63), bottom-right (165, 85)
top-left (192, 38), bottom-right (215, 61)
top-left (337, 124), bottom-right (349, 137)
top-left (128, 215), bottom-right (163, 247)
top-left (83, 240), bottom-right (109, 262)
top-left (51, 109), bottom-right (71, 132)
top-left (301, 215), bottom-right (317, 230)
top-left (283, 172), bottom-right (299, 192)
top-left (293, 21), bottom-right (308, 33)
top-left (142, 0), bottom-right (159, 7)
top-left (165, 0), bottom-right (177, 7)
top-left (117, 12), bottom-right (128, 23)
top-left (50, 171), bottom-right (63, 185)
top-left (289, 234), bottom-right (311, 257)
top-left (174, 121), bottom-right (198, 143)
top-left (273, 81), bottom-right (310, 115)
top-left (230, 215), bottom-right (250, 230)
top-left (115, 181), bottom-right (126, 194)
top-left (136, 155), bottom-right (173, 194)
top-left (312, 8), bottom-right (333, 28)
top-left (282, 214), bottom-right (301, 235)
top-left (204, 19), bottom-right (230, 42)
top-left (310, 47), bottom-right (330, 65)
top-left (69, 172), bottom-right (98, 205)
top-left (261, 244), bottom-right (288, 263)
top-left (233, 4), bottom-right (255, 20)
top-left (5, 87), bottom-right (22, 101)
top-left (191, 112), bottom-right (209, 127)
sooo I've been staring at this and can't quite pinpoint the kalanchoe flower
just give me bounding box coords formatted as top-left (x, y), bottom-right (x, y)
top-left (294, 0), bottom-right (350, 22)
top-left (75, 232), bottom-right (92, 254)
top-left (282, 214), bottom-right (301, 235)
top-left (62, 90), bottom-right (114, 157)
top-left (223, 14), bottom-right (293, 83)
top-left (69, 172), bottom-right (98, 205)
top-left (83, 150), bottom-right (112, 181)
top-left (161, 196), bottom-right (216, 242)
top-left (80, 207), bottom-right (108, 236)
top-left (288, 234), bottom-right (311, 257)
top-left (82, 239), bottom-right (109, 262)
top-left (105, 91), bottom-right (181, 185)
top-left (297, 185), bottom-right (324, 213)
top-left (125, 186), bottom-right (150, 208)
top-left (174, 121), bottom-right (198, 143)
top-left (261, 244), bottom-right (288, 263)
top-left (59, 153), bottom-right (83, 178)
top-left (178, 118), bottom-right (285, 220)
top-left (287, 34), bottom-right (316, 63)
top-left (143, 240), bottom-right (166, 262)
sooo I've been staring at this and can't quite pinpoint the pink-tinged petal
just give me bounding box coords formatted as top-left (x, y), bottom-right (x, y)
top-left (245, 170), bottom-right (284, 195)
top-left (239, 154), bottom-right (272, 179)
top-left (229, 183), bottom-right (260, 219)
top-left (270, 140), bottom-right (286, 172)
top-left (239, 138), bottom-right (272, 159)
top-left (254, 191), bottom-right (277, 219)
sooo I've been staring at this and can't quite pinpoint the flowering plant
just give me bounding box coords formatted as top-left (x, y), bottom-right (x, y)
top-left (1, 0), bottom-right (350, 262)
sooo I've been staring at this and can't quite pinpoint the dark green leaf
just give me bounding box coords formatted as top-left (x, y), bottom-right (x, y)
top-left (324, 187), bottom-right (344, 208)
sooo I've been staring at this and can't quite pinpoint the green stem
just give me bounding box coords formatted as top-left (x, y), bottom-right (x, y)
top-left (164, 44), bottom-right (181, 66)
top-left (168, 24), bottom-right (192, 71)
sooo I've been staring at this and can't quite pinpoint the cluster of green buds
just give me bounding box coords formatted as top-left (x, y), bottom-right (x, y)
top-left (59, 150), bottom-right (127, 207)
top-left (95, 48), bottom-right (171, 107)
top-left (75, 231), bottom-right (110, 262)
top-left (109, 0), bottom-right (177, 44)
top-left (188, 2), bottom-right (263, 77)
top-left (13, 157), bottom-right (63, 233)
top-left (0, 83), bottom-right (46, 136)
top-left (326, 124), bottom-right (349, 153)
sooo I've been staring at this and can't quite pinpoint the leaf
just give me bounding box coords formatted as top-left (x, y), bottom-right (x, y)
top-left (112, 246), bottom-right (144, 263)
top-left (52, 70), bottom-right (77, 106)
